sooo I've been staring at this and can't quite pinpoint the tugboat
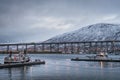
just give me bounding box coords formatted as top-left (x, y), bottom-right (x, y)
top-left (4, 50), bottom-right (30, 64)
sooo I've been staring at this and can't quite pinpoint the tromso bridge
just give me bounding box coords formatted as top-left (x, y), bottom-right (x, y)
top-left (0, 41), bottom-right (120, 54)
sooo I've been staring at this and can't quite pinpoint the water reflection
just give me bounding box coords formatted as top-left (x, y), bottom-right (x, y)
top-left (8, 68), bottom-right (12, 80)
top-left (99, 62), bottom-right (109, 68)
top-left (0, 54), bottom-right (120, 80)
top-left (7, 66), bottom-right (30, 80)
top-left (98, 62), bottom-right (120, 68)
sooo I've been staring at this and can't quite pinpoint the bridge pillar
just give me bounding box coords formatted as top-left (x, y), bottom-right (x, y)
top-left (100, 42), bottom-right (103, 51)
top-left (50, 44), bottom-right (52, 52)
top-left (34, 44), bottom-right (36, 52)
top-left (95, 42), bottom-right (98, 53)
top-left (111, 41), bottom-right (115, 53)
top-left (83, 42), bottom-right (85, 53)
top-left (42, 43), bottom-right (44, 52)
top-left (16, 44), bottom-right (19, 51)
top-left (71, 43), bottom-right (73, 54)
top-left (89, 42), bottom-right (92, 53)
top-left (25, 44), bottom-right (27, 51)
top-left (7, 45), bottom-right (9, 52)
top-left (64, 43), bottom-right (67, 54)
top-left (77, 43), bottom-right (80, 54)
top-left (57, 43), bottom-right (59, 52)
top-left (106, 42), bottom-right (108, 53)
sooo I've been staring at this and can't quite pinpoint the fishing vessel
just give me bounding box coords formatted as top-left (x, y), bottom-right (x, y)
top-left (0, 50), bottom-right (45, 68)
top-left (4, 50), bottom-right (30, 64)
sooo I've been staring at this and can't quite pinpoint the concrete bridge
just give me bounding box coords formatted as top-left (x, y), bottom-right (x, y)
top-left (0, 40), bottom-right (120, 54)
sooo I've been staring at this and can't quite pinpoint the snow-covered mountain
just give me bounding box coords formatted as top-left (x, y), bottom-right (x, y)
top-left (45, 23), bottom-right (120, 43)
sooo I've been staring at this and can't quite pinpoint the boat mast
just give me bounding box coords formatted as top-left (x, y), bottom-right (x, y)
top-left (24, 49), bottom-right (27, 56)
top-left (9, 51), bottom-right (12, 58)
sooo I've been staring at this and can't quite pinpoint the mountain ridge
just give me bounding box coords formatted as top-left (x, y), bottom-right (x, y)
top-left (45, 23), bottom-right (120, 43)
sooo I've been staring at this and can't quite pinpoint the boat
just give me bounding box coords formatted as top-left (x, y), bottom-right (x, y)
top-left (71, 52), bottom-right (120, 62)
top-left (0, 50), bottom-right (46, 68)
top-left (86, 52), bottom-right (108, 59)
top-left (0, 61), bottom-right (45, 68)
top-left (4, 50), bottom-right (30, 64)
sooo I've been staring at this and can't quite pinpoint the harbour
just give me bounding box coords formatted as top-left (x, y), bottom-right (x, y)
top-left (1, 0), bottom-right (120, 80)
top-left (0, 54), bottom-right (120, 80)
top-left (0, 49), bottom-right (45, 69)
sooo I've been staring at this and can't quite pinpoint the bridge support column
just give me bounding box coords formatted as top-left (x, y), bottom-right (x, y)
top-left (34, 44), bottom-right (36, 52)
top-left (77, 43), bottom-right (80, 54)
top-left (16, 45), bottom-right (19, 51)
top-left (57, 43), bottom-right (59, 52)
top-left (111, 41), bottom-right (115, 53)
top-left (100, 42), bottom-right (103, 52)
top-left (89, 42), bottom-right (92, 54)
top-left (71, 43), bottom-right (73, 54)
top-left (106, 42), bottom-right (109, 53)
top-left (25, 44), bottom-right (27, 51)
top-left (95, 42), bottom-right (98, 53)
top-left (83, 42), bottom-right (85, 53)
top-left (50, 44), bottom-right (52, 52)
top-left (7, 45), bottom-right (9, 52)
top-left (64, 43), bottom-right (67, 54)
top-left (42, 43), bottom-right (44, 52)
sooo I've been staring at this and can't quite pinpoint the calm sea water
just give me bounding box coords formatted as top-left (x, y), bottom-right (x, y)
top-left (0, 54), bottom-right (120, 80)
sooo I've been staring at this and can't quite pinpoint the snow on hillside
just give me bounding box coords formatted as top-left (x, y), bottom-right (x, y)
top-left (45, 23), bottom-right (120, 43)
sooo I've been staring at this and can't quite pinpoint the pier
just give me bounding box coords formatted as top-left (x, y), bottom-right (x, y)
top-left (0, 40), bottom-right (120, 54)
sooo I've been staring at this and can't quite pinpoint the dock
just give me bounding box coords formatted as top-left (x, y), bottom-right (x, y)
top-left (71, 58), bottom-right (120, 62)
top-left (0, 61), bottom-right (45, 68)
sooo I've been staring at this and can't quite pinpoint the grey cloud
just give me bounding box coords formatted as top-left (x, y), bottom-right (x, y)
top-left (0, 0), bottom-right (120, 43)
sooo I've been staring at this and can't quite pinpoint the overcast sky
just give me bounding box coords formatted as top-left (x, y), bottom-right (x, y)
top-left (0, 0), bottom-right (120, 43)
